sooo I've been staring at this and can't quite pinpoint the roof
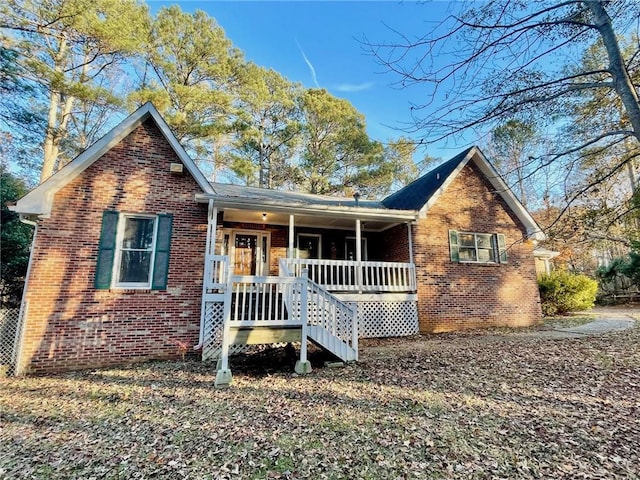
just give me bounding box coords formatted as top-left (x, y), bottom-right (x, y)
top-left (382, 146), bottom-right (545, 241)
top-left (211, 183), bottom-right (385, 209)
top-left (197, 183), bottom-right (417, 224)
top-left (10, 102), bottom-right (213, 216)
top-left (382, 147), bottom-right (473, 210)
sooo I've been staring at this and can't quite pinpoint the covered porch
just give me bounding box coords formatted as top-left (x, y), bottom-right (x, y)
top-left (194, 187), bottom-right (419, 385)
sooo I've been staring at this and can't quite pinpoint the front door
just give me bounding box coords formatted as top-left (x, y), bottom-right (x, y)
top-left (234, 234), bottom-right (257, 275)
top-left (232, 231), bottom-right (270, 275)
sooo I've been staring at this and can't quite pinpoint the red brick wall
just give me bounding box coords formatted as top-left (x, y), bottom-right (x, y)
top-left (412, 162), bottom-right (542, 332)
top-left (18, 120), bottom-right (208, 374)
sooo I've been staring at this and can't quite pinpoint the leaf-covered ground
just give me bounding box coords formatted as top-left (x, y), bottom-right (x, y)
top-left (1, 318), bottom-right (639, 479)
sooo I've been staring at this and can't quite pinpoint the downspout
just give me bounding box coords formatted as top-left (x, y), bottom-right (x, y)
top-left (13, 215), bottom-right (38, 376)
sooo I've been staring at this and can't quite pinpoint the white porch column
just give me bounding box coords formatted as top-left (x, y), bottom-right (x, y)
top-left (198, 200), bottom-right (218, 350)
top-left (288, 214), bottom-right (295, 259)
top-left (356, 219), bottom-right (362, 292)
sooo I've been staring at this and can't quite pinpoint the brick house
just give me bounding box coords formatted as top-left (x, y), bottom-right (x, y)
top-left (10, 103), bottom-right (544, 381)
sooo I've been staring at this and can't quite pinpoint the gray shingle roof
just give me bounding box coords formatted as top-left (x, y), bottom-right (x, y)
top-left (382, 147), bottom-right (473, 210)
top-left (210, 182), bottom-right (386, 209)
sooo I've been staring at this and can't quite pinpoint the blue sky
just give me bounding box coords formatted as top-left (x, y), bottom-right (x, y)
top-left (148, 1), bottom-right (467, 161)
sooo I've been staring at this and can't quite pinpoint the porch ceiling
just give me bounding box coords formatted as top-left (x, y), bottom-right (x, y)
top-left (220, 208), bottom-right (403, 231)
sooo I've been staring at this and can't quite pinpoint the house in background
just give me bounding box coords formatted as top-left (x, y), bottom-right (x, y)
top-left (10, 103), bottom-right (544, 382)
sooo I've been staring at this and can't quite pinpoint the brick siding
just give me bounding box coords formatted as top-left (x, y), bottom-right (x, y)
top-left (409, 162), bottom-right (542, 332)
top-left (18, 120), bottom-right (208, 374)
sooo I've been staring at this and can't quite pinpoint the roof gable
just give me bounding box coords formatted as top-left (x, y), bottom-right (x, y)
top-left (383, 146), bottom-right (544, 240)
top-left (382, 147), bottom-right (473, 210)
top-left (11, 102), bottom-right (213, 216)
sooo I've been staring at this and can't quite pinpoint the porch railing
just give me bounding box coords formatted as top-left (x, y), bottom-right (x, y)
top-left (283, 258), bottom-right (416, 293)
top-left (205, 255), bottom-right (230, 291)
top-left (226, 275), bottom-right (305, 327)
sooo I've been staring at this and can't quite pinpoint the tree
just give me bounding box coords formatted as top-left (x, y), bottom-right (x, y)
top-left (367, 1), bottom-right (640, 225)
top-left (1, 0), bottom-right (150, 182)
top-left (0, 167), bottom-right (33, 308)
top-left (231, 64), bottom-right (302, 188)
top-left (489, 120), bottom-right (540, 208)
top-left (132, 5), bottom-right (244, 180)
top-left (299, 88), bottom-right (386, 196)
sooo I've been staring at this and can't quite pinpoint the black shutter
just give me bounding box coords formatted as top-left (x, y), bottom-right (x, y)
top-left (95, 210), bottom-right (119, 289)
top-left (152, 214), bottom-right (173, 290)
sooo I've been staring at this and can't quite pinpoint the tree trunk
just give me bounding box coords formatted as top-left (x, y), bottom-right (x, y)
top-left (587, 2), bottom-right (640, 145)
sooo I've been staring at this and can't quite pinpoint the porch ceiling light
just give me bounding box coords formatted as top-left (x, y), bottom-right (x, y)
top-left (262, 212), bottom-right (267, 221)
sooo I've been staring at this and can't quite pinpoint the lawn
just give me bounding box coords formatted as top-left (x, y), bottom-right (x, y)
top-left (1, 323), bottom-right (639, 479)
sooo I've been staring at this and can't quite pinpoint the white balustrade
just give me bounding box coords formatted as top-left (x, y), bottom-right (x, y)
top-left (285, 258), bottom-right (416, 293)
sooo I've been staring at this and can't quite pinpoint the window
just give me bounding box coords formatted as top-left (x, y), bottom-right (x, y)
top-left (345, 236), bottom-right (368, 261)
top-left (449, 230), bottom-right (507, 264)
top-left (297, 234), bottom-right (321, 259)
top-left (115, 216), bottom-right (157, 287)
top-left (95, 211), bottom-right (173, 290)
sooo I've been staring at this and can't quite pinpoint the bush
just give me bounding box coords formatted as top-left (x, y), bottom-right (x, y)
top-left (538, 270), bottom-right (598, 316)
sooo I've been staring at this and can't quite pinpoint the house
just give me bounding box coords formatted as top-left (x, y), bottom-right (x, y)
top-left (10, 103), bottom-right (544, 382)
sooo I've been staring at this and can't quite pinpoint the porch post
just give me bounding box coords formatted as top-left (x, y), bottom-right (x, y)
top-left (197, 200), bottom-right (217, 350)
top-left (356, 219), bottom-right (362, 292)
top-left (214, 267), bottom-right (234, 388)
top-left (288, 214), bottom-right (295, 259)
top-left (407, 222), bottom-right (414, 264)
top-left (295, 268), bottom-right (312, 374)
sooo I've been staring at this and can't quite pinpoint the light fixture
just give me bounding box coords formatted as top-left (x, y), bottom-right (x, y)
top-left (262, 212), bottom-right (267, 221)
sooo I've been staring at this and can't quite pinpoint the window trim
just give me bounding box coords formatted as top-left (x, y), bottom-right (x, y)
top-left (297, 233), bottom-right (322, 259)
top-left (345, 236), bottom-right (368, 261)
top-left (112, 213), bottom-right (159, 289)
top-left (450, 230), bottom-right (507, 265)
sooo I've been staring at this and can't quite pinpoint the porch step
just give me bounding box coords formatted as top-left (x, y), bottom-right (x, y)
top-left (229, 326), bottom-right (301, 345)
top-left (307, 325), bottom-right (357, 362)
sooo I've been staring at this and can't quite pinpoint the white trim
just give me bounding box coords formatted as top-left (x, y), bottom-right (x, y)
top-left (112, 213), bottom-right (158, 289)
top-left (345, 236), bottom-right (368, 261)
top-left (230, 230), bottom-right (271, 276)
top-left (195, 194), bottom-right (417, 223)
top-left (297, 233), bottom-right (322, 259)
top-left (10, 103), bottom-right (213, 216)
top-left (419, 147), bottom-right (545, 241)
top-left (334, 293), bottom-right (417, 302)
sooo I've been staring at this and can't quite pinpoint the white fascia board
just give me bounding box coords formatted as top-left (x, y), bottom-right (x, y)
top-left (11, 102), bottom-right (212, 216)
top-left (419, 147), bottom-right (546, 241)
top-left (418, 148), bottom-right (475, 218)
top-left (194, 193), bottom-right (418, 222)
top-left (471, 149), bottom-right (546, 241)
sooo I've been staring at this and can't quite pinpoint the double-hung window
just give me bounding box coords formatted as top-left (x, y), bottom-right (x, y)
top-left (115, 215), bottom-right (157, 287)
top-left (449, 230), bottom-right (507, 264)
top-left (95, 211), bottom-right (173, 290)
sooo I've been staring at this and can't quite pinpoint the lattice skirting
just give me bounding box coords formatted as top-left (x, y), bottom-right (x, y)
top-left (338, 296), bottom-right (419, 339)
top-left (201, 300), bottom-right (289, 361)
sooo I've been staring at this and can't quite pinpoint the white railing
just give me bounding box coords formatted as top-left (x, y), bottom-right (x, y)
top-left (227, 275), bottom-right (305, 327)
top-left (284, 258), bottom-right (416, 293)
top-left (205, 255), bottom-right (230, 291)
top-left (306, 279), bottom-right (358, 361)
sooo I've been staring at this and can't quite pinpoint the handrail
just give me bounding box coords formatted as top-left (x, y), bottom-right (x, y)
top-left (285, 258), bottom-right (416, 293)
top-left (306, 277), bottom-right (358, 357)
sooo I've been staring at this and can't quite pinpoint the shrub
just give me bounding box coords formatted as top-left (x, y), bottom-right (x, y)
top-left (538, 270), bottom-right (598, 316)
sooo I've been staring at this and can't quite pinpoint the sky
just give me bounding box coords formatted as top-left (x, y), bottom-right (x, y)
top-left (147, 1), bottom-right (467, 161)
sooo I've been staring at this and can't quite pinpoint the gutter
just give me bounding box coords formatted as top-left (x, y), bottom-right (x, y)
top-left (194, 194), bottom-right (418, 222)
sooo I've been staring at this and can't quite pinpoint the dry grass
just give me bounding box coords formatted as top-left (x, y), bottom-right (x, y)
top-left (1, 323), bottom-right (639, 479)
